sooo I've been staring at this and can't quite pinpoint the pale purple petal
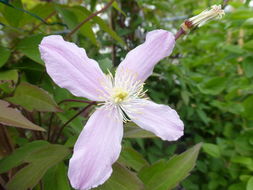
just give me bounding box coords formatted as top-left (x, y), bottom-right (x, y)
top-left (68, 106), bottom-right (123, 190)
top-left (123, 99), bottom-right (184, 141)
top-left (116, 30), bottom-right (175, 82)
top-left (39, 35), bottom-right (107, 101)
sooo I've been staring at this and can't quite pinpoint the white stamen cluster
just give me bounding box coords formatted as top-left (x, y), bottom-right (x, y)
top-left (181, 4), bottom-right (225, 31)
top-left (98, 69), bottom-right (146, 122)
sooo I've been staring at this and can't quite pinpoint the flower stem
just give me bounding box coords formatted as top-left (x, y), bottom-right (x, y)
top-left (65, 0), bottom-right (115, 40)
top-left (175, 28), bottom-right (186, 41)
top-left (53, 102), bottom-right (96, 143)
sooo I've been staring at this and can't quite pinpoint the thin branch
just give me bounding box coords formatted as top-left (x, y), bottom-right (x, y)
top-left (65, 0), bottom-right (115, 40)
top-left (53, 102), bottom-right (96, 143)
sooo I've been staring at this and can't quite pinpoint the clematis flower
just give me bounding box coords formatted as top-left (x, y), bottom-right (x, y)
top-left (39, 29), bottom-right (184, 190)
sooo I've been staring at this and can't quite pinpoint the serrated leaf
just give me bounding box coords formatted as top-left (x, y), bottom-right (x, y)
top-left (0, 100), bottom-right (44, 131)
top-left (5, 144), bottom-right (70, 190)
top-left (0, 46), bottom-right (11, 68)
top-left (138, 143), bottom-right (202, 190)
top-left (5, 82), bottom-right (61, 112)
top-left (16, 34), bottom-right (44, 65)
top-left (95, 163), bottom-right (144, 190)
top-left (124, 122), bottom-right (156, 138)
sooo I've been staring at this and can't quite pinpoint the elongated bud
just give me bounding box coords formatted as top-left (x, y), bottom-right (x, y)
top-left (181, 4), bottom-right (225, 32)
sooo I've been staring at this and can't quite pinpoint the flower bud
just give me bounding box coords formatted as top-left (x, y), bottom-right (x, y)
top-left (181, 4), bottom-right (225, 32)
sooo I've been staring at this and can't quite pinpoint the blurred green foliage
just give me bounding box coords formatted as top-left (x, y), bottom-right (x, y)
top-left (0, 0), bottom-right (253, 190)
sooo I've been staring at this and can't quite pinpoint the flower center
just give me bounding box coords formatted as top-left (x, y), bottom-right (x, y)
top-left (112, 88), bottom-right (128, 103)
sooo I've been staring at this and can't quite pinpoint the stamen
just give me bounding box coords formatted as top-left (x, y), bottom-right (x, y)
top-left (98, 68), bottom-right (147, 122)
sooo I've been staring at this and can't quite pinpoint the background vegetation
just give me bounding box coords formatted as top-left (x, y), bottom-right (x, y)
top-left (0, 0), bottom-right (253, 190)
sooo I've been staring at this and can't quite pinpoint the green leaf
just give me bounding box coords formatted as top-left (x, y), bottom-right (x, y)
top-left (242, 95), bottom-right (253, 119)
top-left (247, 177), bottom-right (253, 190)
top-left (0, 140), bottom-right (49, 173)
top-left (55, 6), bottom-right (78, 29)
top-left (118, 147), bottom-right (149, 171)
top-left (0, 70), bottom-right (18, 94)
top-left (99, 58), bottom-right (113, 73)
top-left (60, 6), bottom-right (98, 45)
top-left (229, 9), bottom-right (253, 20)
top-left (202, 143), bottom-right (221, 158)
top-left (111, 1), bottom-right (126, 16)
top-left (243, 40), bottom-right (253, 51)
top-left (197, 77), bottom-right (227, 95)
top-left (124, 122), bottom-right (156, 138)
top-left (43, 162), bottom-right (71, 190)
top-left (0, 100), bottom-right (45, 131)
top-left (16, 34), bottom-right (44, 65)
top-left (5, 82), bottom-right (61, 112)
top-left (138, 143), bottom-right (202, 190)
top-left (0, 46), bottom-right (11, 68)
top-left (6, 144), bottom-right (70, 190)
top-left (231, 156), bottom-right (252, 167)
top-left (2, 0), bottom-right (24, 27)
top-left (0, 70), bottom-right (18, 82)
top-left (243, 57), bottom-right (253, 78)
top-left (73, 6), bottom-right (125, 46)
top-left (223, 45), bottom-right (245, 54)
top-left (95, 163), bottom-right (144, 190)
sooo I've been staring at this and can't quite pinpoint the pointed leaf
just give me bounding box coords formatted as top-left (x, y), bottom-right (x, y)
top-left (5, 144), bottom-right (70, 190)
top-left (0, 46), bottom-right (11, 68)
top-left (0, 140), bottom-right (49, 173)
top-left (0, 100), bottom-right (44, 131)
top-left (16, 34), bottom-right (44, 65)
top-left (124, 122), bottom-right (156, 138)
top-left (5, 82), bottom-right (61, 112)
top-left (118, 146), bottom-right (149, 171)
top-left (43, 162), bottom-right (71, 190)
top-left (95, 163), bottom-right (144, 190)
top-left (138, 143), bottom-right (202, 190)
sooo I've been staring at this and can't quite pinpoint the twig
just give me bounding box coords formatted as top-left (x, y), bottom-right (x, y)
top-left (65, 0), bottom-right (115, 40)
top-left (53, 102), bottom-right (96, 143)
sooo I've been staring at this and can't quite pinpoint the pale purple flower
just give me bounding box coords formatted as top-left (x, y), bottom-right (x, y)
top-left (39, 30), bottom-right (184, 190)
